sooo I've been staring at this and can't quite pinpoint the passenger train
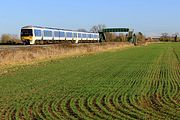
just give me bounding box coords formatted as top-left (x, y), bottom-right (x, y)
top-left (21, 26), bottom-right (100, 45)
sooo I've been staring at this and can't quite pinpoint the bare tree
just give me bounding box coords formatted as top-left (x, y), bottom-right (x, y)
top-left (160, 33), bottom-right (170, 41)
top-left (137, 32), bottom-right (145, 42)
top-left (105, 32), bottom-right (117, 42)
top-left (77, 29), bottom-right (88, 32)
top-left (161, 33), bottom-right (169, 38)
top-left (1, 34), bottom-right (12, 43)
top-left (173, 33), bottom-right (179, 42)
top-left (1, 34), bottom-right (20, 44)
top-left (119, 33), bottom-right (127, 42)
top-left (90, 24), bottom-right (106, 33)
top-left (175, 32), bottom-right (179, 36)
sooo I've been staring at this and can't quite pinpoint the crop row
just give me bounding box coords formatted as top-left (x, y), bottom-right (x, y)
top-left (0, 43), bottom-right (179, 119)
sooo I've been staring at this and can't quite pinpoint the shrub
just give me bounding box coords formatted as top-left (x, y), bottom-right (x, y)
top-left (1, 34), bottom-right (21, 44)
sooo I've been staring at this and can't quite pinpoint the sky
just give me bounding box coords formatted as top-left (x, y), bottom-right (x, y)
top-left (0, 0), bottom-right (180, 37)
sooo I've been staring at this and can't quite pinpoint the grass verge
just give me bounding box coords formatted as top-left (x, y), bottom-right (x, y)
top-left (0, 42), bottom-right (133, 74)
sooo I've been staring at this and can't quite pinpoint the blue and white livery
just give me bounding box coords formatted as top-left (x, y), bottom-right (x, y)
top-left (21, 26), bottom-right (99, 45)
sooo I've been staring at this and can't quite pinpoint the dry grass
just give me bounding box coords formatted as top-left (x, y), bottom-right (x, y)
top-left (0, 42), bottom-right (133, 71)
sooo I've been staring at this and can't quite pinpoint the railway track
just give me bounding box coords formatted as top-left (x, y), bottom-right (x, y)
top-left (0, 45), bottom-right (50, 50)
top-left (0, 43), bottom-right (101, 50)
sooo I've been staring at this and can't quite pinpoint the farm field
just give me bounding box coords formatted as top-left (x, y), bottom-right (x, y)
top-left (0, 43), bottom-right (179, 120)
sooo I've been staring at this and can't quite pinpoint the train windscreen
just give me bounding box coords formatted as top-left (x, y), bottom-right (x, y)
top-left (21, 29), bottom-right (33, 36)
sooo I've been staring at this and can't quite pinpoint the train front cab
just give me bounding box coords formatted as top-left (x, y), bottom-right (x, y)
top-left (21, 28), bottom-right (35, 45)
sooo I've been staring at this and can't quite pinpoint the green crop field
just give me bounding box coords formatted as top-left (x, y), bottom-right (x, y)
top-left (0, 43), bottom-right (179, 120)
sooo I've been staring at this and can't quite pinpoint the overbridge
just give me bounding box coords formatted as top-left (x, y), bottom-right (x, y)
top-left (99, 28), bottom-right (136, 44)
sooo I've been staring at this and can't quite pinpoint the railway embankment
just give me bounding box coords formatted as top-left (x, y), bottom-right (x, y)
top-left (0, 42), bottom-right (133, 72)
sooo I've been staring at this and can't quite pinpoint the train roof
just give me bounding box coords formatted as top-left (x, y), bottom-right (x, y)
top-left (22, 26), bottom-right (99, 34)
top-left (22, 26), bottom-right (69, 31)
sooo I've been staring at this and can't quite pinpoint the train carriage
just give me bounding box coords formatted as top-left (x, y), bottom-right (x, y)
top-left (81, 33), bottom-right (87, 41)
top-left (43, 29), bottom-right (53, 42)
top-left (65, 31), bottom-right (73, 41)
top-left (77, 32), bottom-right (82, 41)
top-left (21, 26), bottom-right (100, 44)
top-left (34, 28), bottom-right (42, 42)
top-left (53, 30), bottom-right (60, 41)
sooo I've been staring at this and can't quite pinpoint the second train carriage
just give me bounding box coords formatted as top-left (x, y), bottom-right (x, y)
top-left (21, 26), bottom-right (99, 45)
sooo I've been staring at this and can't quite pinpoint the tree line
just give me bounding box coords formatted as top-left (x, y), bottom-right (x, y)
top-left (1, 25), bottom-right (178, 44)
top-left (160, 33), bottom-right (179, 42)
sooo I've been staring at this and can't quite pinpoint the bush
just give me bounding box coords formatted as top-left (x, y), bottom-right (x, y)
top-left (1, 34), bottom-right (12, 43)
top-left (1, 34), bottom-right (21, 44)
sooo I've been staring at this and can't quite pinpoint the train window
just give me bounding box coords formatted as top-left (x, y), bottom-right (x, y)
top-left (88, 34), bottom-right (91, 38)
top-left (34, 29), bottom-right (41, 37)
top-left (78, 33), bottom-right (81, 38)
top-left (54, 31), bottom-right (60, 37)
top-left (91, 34), bottom-right (93, 38)
top-left (21, 29), bottom-right (33, 36)
top-left (94, 34), bottom-right (99, 38)
top-left (73, 33), bottom-right (77, 37)
top-left (66, 32), bottom-right (72, 37)
top-left (44, 30), bottom-right (52, 37)
top-left (94, 35), bottom-right (97, 38)
top-left (60, 31), bottom-right (65, 37)
top-left (82, 34), bottom-right (86, 38)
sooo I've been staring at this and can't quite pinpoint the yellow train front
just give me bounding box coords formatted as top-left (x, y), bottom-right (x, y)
top-left (21, 27), bottom-right (34, 44)
top-left (21, 26), bottom-right (100, 45)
